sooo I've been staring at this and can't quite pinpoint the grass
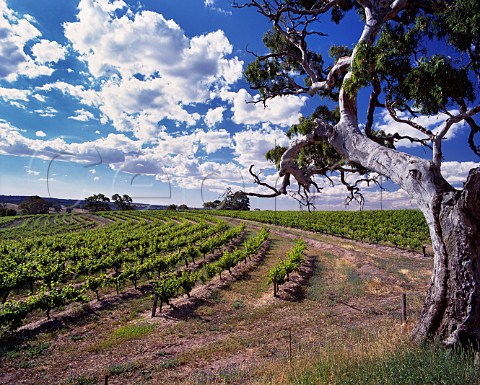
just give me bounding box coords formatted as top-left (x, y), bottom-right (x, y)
top-left (107, 361), bottom-right (138, 375)
top-left (93, 322), bottom-right (156, 351)
top-left (253, 328), bottom-right (479, 385)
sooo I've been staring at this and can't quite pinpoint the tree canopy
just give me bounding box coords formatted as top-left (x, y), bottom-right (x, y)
top-left (217, 188), bottom-right (251, 210)
top-left (18, 196), bottom-right (50, 215)
top-left (239, 0), bottom-right (479, 207)
top-left (111, 194), bottom-right (135, 211)
top-left (84, 193), bottom-right (111, 212)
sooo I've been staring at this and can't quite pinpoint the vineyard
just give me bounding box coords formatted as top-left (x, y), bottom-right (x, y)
top-left (1, 209), bottom-right (476, 385)
top-left (216, 209), bottom-right (431, 251)
top-left (0, 210), bottom-right (266, 333)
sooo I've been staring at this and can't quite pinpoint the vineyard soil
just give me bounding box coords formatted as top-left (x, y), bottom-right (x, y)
top-left (0, 219), bottom-right (433, 385)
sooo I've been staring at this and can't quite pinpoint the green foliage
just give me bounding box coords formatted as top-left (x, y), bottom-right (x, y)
top-left (0, 203), bottom-right (16, 217)
top-left (267, 238), bottom-right (306, 295)
top-left (217, 188), bottom-right (250, 211)
top-left (344, 13), bottom-right (476, 115)
top-left (244, 0), bottom-right (480, 177)
top-left (0, 212), bottom-right (245, 332)
top-left (216, 210), bottom-right (430, 251)
top-left (18, 196), bottom-right (50, 215)
top-left (83, 193), bottom-right (111, 212)
top-left (111, 194), bottom-right (135, 211)
top-left (435, 0), bottom-right (480, 73)
top-left (329, 45), bottom-right (353, 63)
top-left (265, 145), bottom-right (287, 169)
top-left (402, 55), bottom-right (474, 115)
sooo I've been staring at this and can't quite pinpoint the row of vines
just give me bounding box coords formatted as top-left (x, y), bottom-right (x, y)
top-left (0, 211), bottom-right (269, 334)
top-left (214, 209), bottom-right (430, 251)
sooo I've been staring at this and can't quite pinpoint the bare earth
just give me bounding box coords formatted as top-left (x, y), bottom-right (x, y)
top-left (0, 220), bottom-right (432, 385)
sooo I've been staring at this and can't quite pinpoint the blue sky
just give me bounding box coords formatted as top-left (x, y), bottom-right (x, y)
top-left (0, 0), bottom-right (479, 210)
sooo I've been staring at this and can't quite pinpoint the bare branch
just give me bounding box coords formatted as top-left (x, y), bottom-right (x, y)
top-left (386, 96), bottom-right (433, 138)
top-left (245, 165), bottom-right (286, 198)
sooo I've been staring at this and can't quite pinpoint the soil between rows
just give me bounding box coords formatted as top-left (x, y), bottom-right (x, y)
top-left (0, 219), bottom-right (432, 385)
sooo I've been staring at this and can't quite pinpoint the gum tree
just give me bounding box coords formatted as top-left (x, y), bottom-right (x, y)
top-left (236, 0), bottom-right (480, 346)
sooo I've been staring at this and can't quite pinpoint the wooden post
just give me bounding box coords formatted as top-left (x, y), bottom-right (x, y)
top-left (289, 327), bottom-right (292, 367)
top-left (401, 293), bottom-right (407, 324)
top-left (151, 293), bottom-right (158, 318)
top-left (422, 245), bottom-right (427, 258)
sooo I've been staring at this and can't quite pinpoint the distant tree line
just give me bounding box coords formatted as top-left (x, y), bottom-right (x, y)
top-left (83, 193), bottom-right (136, 212)
top-left (10, 193), bottom-right (137, 215)
top-left (166, 204), bottom-right (189, 211)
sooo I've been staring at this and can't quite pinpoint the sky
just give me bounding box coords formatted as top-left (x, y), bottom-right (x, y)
top-left (0, 0), bottom-right (479, 210)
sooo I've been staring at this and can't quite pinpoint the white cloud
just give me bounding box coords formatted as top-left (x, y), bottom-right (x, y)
top-left (375, 110), bottom-right (466, 148)
top-left (32, 93), bottom-right (46, 102)
top-left (233, 126), bottom-right (290, 167)
top-left (8, 59), bottom-right (55, 80)
top-left (26, 168), bottom-right (40, 176)
top-left (195, 128), bottom-right (231, 153)
top-left (204, 106), bottom-right (225, 127)
top-left (221, 88), bottom-right (307, 127)
top-left (0, 2), bottom-right (40, 79)
top-left (68, 109), bottom-right (95, 121)
top-left (62, 0), bottom-right (242, 138)
top-left (31, 39), bottom-right (66, 63)
top-left (35, 130), bottom-right (46, 137)
top-left (0, 86), bottom-right (30, 102)
top-left (203, 0), bottom-right (232, 15)
top-left (37, 81), bottom-right (102, 107)
top-left (34, 106), bottom-right (58, 117)
top-left (0, 2), bottom-right (64, 81)
top-left (441, 161), bottom-right (480, 187)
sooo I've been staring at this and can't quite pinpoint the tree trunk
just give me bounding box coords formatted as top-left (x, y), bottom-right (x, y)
top-left (411, 168), bottom-right (480, 347)
top-left (310, 108), bottom-right (480, 346)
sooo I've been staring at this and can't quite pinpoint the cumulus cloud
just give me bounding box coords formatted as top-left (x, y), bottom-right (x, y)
top-left (221, 88), bottom-right (307, 127)
top-left (26, 168), bottom-right (40, 176)
top-left (196, 128), bottom-right (231, 153)
top-left (0, 1), bottom-right (39, 79)
top-left (0, 86), bottom-right (30, 103)
top-left (441, 161), bottom-right (480, 187)
top-left (31, 40), bottom-right (66, 63)
top-left (35, 130), bottom-right (46, 137)
top-left (34, 106), bottom-right (58, 117)
top-left (63, 0), bottom-right (242, 139)
top-left (233, 126), bottom-right (290, 167)
top-left (0, 2), bottom-right (65, 81)
top-left (37, 81), bottom-right (102, 107)
top-left (0, 121), bottom-right (139, 166)
top-left (204, 106), bottom-right (225, 127)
